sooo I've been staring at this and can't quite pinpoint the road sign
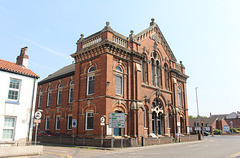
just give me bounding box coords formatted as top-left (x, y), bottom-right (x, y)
top-left (100, 117), bottom-right (105, 123)
top-left (72, 119), bottom-right (77, 128)
top-left (34, 119), bottom-right (41, 123)
top-left (109, 113), bottom-right (125, 128)
top-left (35, 111), bottom-right (42, 119)
top-left (100, 122), bottom-right (105, 126)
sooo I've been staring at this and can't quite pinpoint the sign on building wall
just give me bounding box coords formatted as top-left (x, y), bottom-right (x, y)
top-left (109, 113), bottom-right (125, 128)
top-left (224, 125), bottom-right (229, 132)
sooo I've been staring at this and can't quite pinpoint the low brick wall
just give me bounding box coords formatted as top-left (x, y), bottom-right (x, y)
top-left (37, 135), bottom-right (199, 147)
top-left (180, 135), bottom-right (198, 142)
top-left (144, 137), bottom-right (173, 146)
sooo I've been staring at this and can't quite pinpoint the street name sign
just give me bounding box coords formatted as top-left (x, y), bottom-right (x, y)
top-left (109, 113), bottom-right (125, 128)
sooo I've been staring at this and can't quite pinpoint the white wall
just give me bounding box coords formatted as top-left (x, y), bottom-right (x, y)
top-left (0, 70), bottom-right (38, 144)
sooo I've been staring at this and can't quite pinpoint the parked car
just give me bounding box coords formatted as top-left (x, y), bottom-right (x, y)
top-left (38, 130), bottom-right (58, 136)
top-left (203, 131), bottom-right (210, 136)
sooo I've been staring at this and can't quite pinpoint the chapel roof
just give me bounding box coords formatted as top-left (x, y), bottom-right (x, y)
top-left (39, 63), bottom-right (75, 84)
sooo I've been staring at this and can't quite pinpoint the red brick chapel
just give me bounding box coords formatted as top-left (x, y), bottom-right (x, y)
top-left (35, 18), bottom-right (189, 140)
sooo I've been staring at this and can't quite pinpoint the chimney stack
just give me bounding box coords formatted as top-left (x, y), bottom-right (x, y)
top-left (16, 47), bottom-right (29, 68)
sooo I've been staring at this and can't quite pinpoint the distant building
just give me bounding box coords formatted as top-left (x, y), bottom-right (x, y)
top-left (0, 47), bottom-right (39, 145)
top-left (35, 19), bottom-right (189, 141)
top-left (189, 112), bottom-right (240, 134)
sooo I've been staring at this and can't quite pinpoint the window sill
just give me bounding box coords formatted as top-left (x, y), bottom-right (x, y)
top-left (85, 129), bottom-right (93, 131)
top-left (115, 94), bottom-right (123, 97)
top-left (5, 100), bottom-right (20, 105)
top-left (87, 93), bottom-right (94, 96)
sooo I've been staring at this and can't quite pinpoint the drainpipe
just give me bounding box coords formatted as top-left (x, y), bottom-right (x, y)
top-left (27, 77), bottom-right (37, 145)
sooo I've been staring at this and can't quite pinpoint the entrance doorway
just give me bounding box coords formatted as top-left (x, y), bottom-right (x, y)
top-left (114, 111), bottom-right (121, 136)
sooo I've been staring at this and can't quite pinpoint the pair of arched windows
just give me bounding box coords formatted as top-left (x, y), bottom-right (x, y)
top-left (38, 80), bottom-right (74, 107)
top-left (56, 81), bottom-right (74, 105)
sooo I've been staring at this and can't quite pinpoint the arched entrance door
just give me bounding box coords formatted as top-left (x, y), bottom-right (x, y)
top-left (114, 111), bottom-right (121, 136)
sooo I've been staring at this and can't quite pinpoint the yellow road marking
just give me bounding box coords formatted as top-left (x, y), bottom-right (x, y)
top-left (226, 152), bottom-right (240, 158)
top-left (44, 151), bottom-right (72, 158)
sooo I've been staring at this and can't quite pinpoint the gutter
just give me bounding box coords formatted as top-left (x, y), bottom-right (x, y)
top-left (26, 77), bottom-right (37, 145)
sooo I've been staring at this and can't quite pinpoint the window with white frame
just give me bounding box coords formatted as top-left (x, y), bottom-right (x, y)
top-left (57, 84), bottom-right (63, 105)
top-left (69, 81), bottom-right (74, 103)
top-left (178, 86), bottom-right (183, 107)
top-left (87, 66), bottom-right (95, 95)
top-left (47, 87), bottom-right (52, 106)
top-left (55, 116), bottom-right (60, 130)
top-left (2, 117), bottom-right (16, 140)
top-left (144, 109), bottom-right (147, 128)
top-left (86, 112), bottom-right (93, 130)
top-left (45, 117), bottom-right (50, 130)
top-left (8, 78), bottom-right (21, 101)
top-left (67, 116), bottom-right (72, 130)
top-left (38, 89), bottom-right (42, 108)
top-left (115, 65), bottom-right (123, 95)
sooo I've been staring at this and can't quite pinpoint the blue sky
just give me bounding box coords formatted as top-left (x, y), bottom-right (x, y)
top-left (1, 0), bottom-right (239, 117)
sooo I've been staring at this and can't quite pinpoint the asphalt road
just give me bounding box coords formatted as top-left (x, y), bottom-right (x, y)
top-left (14, 135), bottom-right (240, 158)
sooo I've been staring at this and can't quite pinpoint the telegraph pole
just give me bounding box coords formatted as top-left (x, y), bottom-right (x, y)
top-left (195, 87), bottom-right (201, 139)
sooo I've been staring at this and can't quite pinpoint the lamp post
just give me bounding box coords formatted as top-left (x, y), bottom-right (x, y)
top-left (195, 87), bottom-right (201, 139)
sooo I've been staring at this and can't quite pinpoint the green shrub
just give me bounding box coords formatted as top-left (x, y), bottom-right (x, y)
top-left (214, 129), bottom-right (222, 135)
top-left (230, 128), bottom-right (240, 133)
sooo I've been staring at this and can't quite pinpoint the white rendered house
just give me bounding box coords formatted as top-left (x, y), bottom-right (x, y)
top-left (0, 47), bottom-right (39, 145)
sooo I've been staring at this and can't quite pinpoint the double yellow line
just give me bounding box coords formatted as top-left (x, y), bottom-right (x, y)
top-left (44, 151), bottom-right (72, 158)
top-left (226, 152), bottom-right (240, 158)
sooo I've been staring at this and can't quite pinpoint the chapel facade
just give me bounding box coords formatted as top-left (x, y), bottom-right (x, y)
top-left (35, 19), bottom-right (189, 139)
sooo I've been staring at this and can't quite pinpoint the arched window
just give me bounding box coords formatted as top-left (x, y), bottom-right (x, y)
top-left (144, 108), bottom-right (147, 128)
top-left (164, 64), bottom-right (169, 89)
top-left (38, 89), bottom-right (42, 108)
top-left (142, 57), bottom-right (148, 83)
top-left (57, 84), bottom-right (63, 105)
top-left (156, 61), bottom-right (160, 86)
top-left (47, 86), bottom-right (52, 106)
top-left (178, 86), bottom-right (183, 107)
top-left (142, 60), bottom-right (145, 82)
top-left (151, 59), bottom-right (155, 85)
top-left (87, 66), bottom-right (95, 95)
top-left (69, 81), bottom-right (74, 103)
top-left (115, 65), bottom-right (123, 95)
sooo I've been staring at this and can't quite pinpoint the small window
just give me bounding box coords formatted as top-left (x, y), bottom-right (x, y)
top-left (115, 65), bottom-right (122, 72)
top-left (69, 81), bottom-right (74, 103)
top-left (47, 87), bottom-right (52, 106)
top-left (87, 66), bottom-right (95, 95)
top-left (8, 78), bottom-right (21, 101)
top-left (115, 66), bottom-right (123, 95)
top-left (2, 117), bottom-right (15, 140)
top-left (86, 112), bottom-right (93, 130)
top-left (56, 117), bottom-right (60, 130)
top-left (178, 86), bottom-right (183, 107)
top-left (88, 66), bottom-right (95, 72)
top-left (38, 89), bottom-right (42, 108)
top-left (67, 116), bottom-right (72, 130)
top-left (57, 84), bottom-right (63, 105)
top-left (45, 117), bottom-right (50, 130)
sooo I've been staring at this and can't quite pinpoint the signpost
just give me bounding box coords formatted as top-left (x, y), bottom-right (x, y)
top-left (34, 110), bottom-right (42, 145)
top-left (109, 113), bottom-right (125, 148)
top-left (100, 116), bottom-right (105, 147)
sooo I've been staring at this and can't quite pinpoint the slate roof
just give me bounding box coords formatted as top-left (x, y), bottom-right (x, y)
top-left (189, 117), bottom-right (218, 127)
top-left (39, 64), bottom-right (75, 85)
top-left (0, 58), bottom-right (39, 78)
